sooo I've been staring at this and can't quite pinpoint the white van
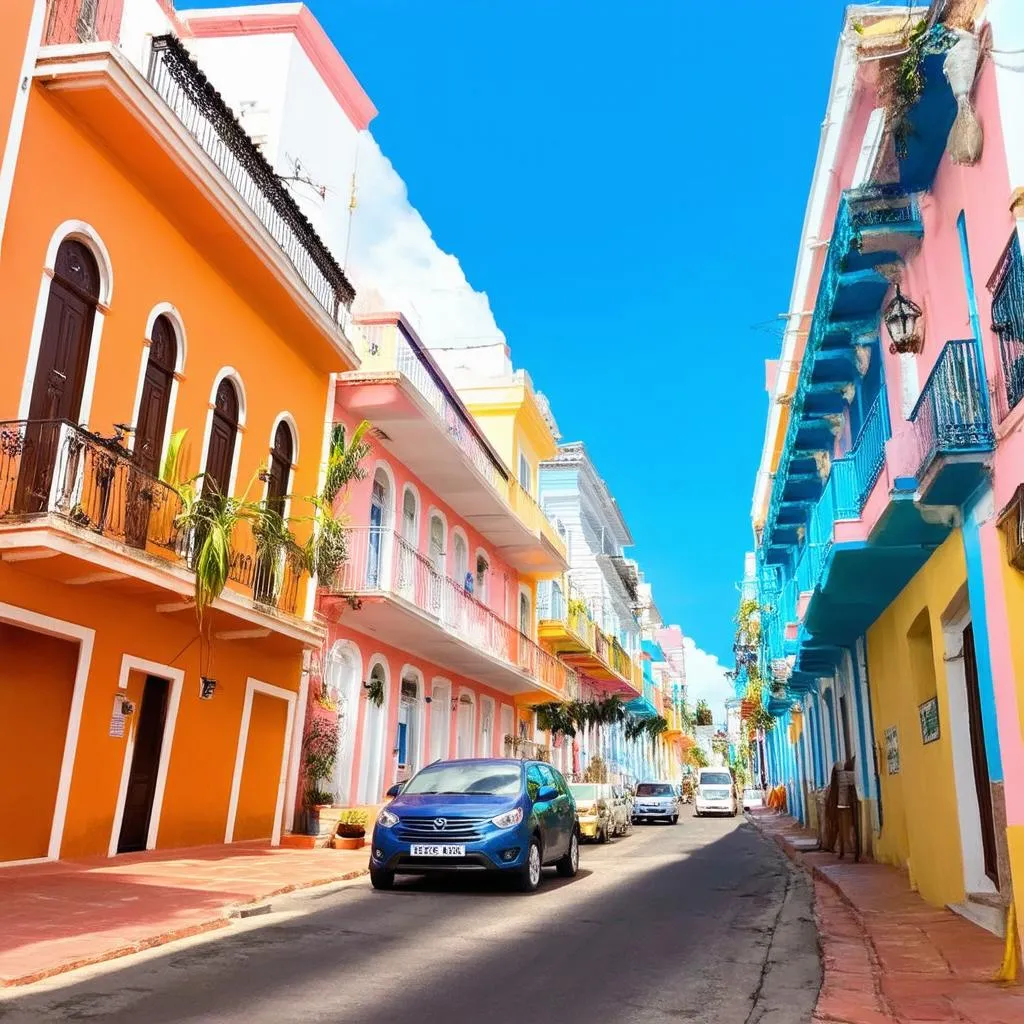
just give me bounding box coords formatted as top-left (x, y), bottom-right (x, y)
top-left (694, 767), bottom-right (738, 817)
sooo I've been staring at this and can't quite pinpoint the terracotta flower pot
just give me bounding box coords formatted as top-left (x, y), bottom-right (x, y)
top-left (333, 835), bottom-right (365, 851)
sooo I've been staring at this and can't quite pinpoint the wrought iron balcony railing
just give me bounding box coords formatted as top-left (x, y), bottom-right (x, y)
top-left (144, 35), bottom-right (355, 327)
top-left (0, 419), bottom-right (306, 615)
top-left (991, 234), bottom-right (1024, 420)
top-left (908, 339), bottom-right (994, 477)
top-left (331, 527), bottom-right (575, 695)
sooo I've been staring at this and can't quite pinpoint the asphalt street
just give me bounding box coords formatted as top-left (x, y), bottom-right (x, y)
top-left (0, 813), bottom-right (821, 1024)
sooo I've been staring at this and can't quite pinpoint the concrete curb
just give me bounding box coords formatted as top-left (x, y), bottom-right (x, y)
top-left (1, 867), bottom-right (370, 988)
top-left (749, 813), bottom-right (897, 1024)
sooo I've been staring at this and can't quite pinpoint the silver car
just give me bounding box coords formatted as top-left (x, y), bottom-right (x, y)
top-left (631, 781), bottom-right (680, 824)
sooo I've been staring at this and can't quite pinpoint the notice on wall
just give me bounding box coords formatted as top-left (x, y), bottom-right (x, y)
top-left (885, 726), bottom-right (900, 775)
top-left (919, 697), bottom-right (940, 745)
top-left (109, 696), bottom-right (126, 739)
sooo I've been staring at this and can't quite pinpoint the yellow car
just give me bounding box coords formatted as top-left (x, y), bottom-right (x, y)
top-left (570, 783), bottom-right (617, 843)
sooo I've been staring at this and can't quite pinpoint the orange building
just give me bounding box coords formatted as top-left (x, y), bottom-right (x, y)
top-left (0, 1), bottom-right (361, 863)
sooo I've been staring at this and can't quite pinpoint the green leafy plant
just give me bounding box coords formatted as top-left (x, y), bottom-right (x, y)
top-left (889, 18), bottom-right (929, 158)
top-left (335, 809), bottom-right (368, 838)
top-left (695, 700), bottom-right (713, 727)
top-left (567, 597), bottom-right (590, 619)
top-left (160, 428), bottom-right (189, 487)
top-left (532, 701), bottom-right (577, 737)
top-left (583, 755), bottom-right (608, 783)
top-left (365, 674), bottom-right (385, 708)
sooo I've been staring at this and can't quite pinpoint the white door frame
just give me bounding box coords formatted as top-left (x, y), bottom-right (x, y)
top-left (430, 678), bottom-right (452, 762)
top-left (225, 678), bottom-right (297, 845)
top-left (943, 607), bottom-right (998, 896)
top-left (107, 655), bottom-right (185, 856)
top-left (0, 601), bottom-right (94, 866)
top-left (358, 656), bottom-right (390, 803)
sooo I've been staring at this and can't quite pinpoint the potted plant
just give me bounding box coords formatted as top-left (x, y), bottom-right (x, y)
top-left (333, 809), bottom-right (368, 850)
top-left (301, 715), bottom-right (338, 835)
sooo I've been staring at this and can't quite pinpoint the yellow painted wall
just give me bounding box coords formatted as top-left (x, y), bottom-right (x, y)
top-left (865, 531), bottom-right (969, 908)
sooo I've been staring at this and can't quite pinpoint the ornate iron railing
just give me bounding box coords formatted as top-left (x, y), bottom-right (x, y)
top-left (331, 528), bottom-right (574, 695)
top-left (0, 419), bottom-right (306, 615)
top-left (908, 339), bottom-right (994, 476)
top-left (0, 419), bottom-right (184, 554)
top-left (146, 35), bottom-right (355, 325)
top-left (833, 391), bottom-right (890, 519)
top-left (990, 234), bottom-right (1024, 419)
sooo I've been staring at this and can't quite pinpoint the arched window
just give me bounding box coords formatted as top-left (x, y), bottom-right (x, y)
top-left (266, 421), bottom-right (294, 514)
top-left (135, 315), bottom-right (178, 478)
top-left (453, 531), bottom-right (469, 587)
top-left (367, 467), bottom-right (393, 588)
top-left (429, 514), bottom-right (445, 574)
top-left (204, 378), bottom-right (240, 497)
top-left (17, 239), bottom-right (101, 514)
top-left (519, 590), bottom-right (531, 635)
top-left (401, 487), bottom-right (418, 543)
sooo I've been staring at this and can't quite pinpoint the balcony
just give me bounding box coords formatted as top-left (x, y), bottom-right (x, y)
top-left (339, 315), bottom-right (567, 573)
top-left (0, 420), bottom-right (317, 645)
top-left (322, 528), bottom-right (575, 698)
top-left (35, 24), bottom-right (359, 371)
top-left (991, 234), bottom-right (1024, 421)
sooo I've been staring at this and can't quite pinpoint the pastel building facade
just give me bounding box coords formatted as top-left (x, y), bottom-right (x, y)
top-left (748, 3), bottom-right (1024, 945)
top-left (0, 0), bottom-right (360, 863)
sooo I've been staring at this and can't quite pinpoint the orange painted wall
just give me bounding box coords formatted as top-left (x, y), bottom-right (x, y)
top-left (0, 561), bottom-right (304, 859)
top-left (234, 691), bottom-right (289, 841)
top-left (0, 87), bottom-right (332, 601)
top-left (0, 621), bottom-right (78, 861)
top-left (0, 1), bottom-right (36, 192)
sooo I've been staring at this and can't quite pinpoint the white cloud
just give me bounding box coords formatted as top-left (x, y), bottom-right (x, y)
top-left (347, 138), bottom-right (506, 352)
top-left (683, 638), bottom-right (734, 722)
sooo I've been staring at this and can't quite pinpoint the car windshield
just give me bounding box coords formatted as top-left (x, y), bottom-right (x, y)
top-left (570, 784), bottom-right (598, 801)
top-left (701, 773), bottom-right (732, 786)
top-left (636, 783), bottom-right (675, 797)
top-left (402, 762), bottom-right (522, 797)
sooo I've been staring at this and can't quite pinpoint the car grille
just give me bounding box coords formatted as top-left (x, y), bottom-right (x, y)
top-left (394, 816), bottom-right (490, 842)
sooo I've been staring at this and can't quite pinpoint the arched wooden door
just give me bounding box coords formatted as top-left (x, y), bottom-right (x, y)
top-left (16, 240), bottom-right (100, 513)
top-left (125, 316), bottom-right (177, 548)
top-left (254, 421), bottom-right (293, 605)
top-left (203, 379), bottom-right (239, 498)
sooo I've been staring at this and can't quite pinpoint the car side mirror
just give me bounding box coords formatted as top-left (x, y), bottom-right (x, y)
top-left (536, 784), bottom-right (558, 803)
top-left (385, 783), bottom-right (403, 798)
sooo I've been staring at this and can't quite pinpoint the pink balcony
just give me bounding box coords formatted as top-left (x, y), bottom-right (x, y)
top-left (321, 528), bottom-right (573, 698)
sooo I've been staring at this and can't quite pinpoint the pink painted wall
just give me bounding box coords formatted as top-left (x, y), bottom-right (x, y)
top-left (333, 407), bottom-right (527, 627)
top-left (328, 623), bottom-right (518, 804)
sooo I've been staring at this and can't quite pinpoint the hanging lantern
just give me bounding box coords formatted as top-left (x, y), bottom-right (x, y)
top-left (884, 285), bottom-right (923, 355)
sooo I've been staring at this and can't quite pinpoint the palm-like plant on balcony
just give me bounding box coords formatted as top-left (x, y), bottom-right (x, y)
top-left (695, 700), bottom-right (713, 727)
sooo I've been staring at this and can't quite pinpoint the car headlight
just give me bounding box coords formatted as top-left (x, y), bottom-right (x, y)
top-left (491, 807), bottom-right (524, 829)
top-left (376, 808), bottom-right (399, 828)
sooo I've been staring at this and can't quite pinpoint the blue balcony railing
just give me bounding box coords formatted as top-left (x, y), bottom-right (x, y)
top-left (909, 340), bottom-right (994, 477)
top-left (834, 392), bottom-right (890, 519)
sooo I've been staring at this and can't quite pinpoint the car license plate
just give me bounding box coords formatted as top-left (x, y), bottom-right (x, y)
top-left (410, 844), bottom-right (465, 857)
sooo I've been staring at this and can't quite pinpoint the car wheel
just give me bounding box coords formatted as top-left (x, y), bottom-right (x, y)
top-left (518, 838), bottom-right (543, 893)
top-left (370, 868), bottom-right (394, 891)
top-left (671, 814), bottom-right (679, 825)
top-left (557, 831), bottom-right (580, 877)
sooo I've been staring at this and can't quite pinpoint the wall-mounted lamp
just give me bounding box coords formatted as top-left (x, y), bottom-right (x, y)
top-left (424, 695), bottom-right (433, 704)
top-left (883, 285), bottom-right (923, 355)
top-left (200, 676), bottom-right (218, 700)
top-left (118, 696), bottom-right (136, 716)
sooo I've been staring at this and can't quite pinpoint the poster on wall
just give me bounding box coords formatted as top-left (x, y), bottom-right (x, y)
top-left (884, 726), bottom-right (900, 775)
top-left (919, 697), bottom-right (940, 744)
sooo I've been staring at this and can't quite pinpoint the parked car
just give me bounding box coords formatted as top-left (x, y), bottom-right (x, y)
top-left (570, 783), bottom-right (632, 841)
top-left (694, 767), bottom-right (738, 817)
top-left (631, 781), bottom-right (681, 824)
top-left (742, 788), bottom-right (765, 811)
top-left (370, 758), bottom-right (579, 892)
top-left (611, 784), bottom-right (634, 834)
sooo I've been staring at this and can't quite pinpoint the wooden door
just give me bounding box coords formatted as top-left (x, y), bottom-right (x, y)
top-left (963, 624), bottom-right (999, 885)
top-left (125, 316), bottom-right (177, 548)
top-left (16, 240), bottom-right (99, 513)
top-left (117, 676), bottom-right (170, 854)
top-left (255, 422), bottom-right (292, 604)
top-left (203, 379), bottom-right (239, 498)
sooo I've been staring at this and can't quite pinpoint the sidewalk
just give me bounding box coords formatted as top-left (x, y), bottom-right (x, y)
top-left (0, 841), bottom-right (368, 987)
top-left (750, 810), bottom-right (1024, 1024)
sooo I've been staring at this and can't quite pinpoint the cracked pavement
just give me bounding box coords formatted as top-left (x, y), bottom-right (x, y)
top-left (0, 815), bottom-right (821, 1023)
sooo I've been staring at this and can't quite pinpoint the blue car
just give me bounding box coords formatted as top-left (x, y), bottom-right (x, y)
top-left (369, 758), bottom-right (580, 892)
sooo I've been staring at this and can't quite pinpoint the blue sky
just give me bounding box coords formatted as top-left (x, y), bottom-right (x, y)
top-left (187, 0), bottom-right (849, 708)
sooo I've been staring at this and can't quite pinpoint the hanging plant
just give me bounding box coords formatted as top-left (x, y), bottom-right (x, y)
top-left (840, 383), bottom-right (856, 403)
top-left (888, 19), bottom-right (929, 159)
top-left (365, 674), bottom-right (385, 708)
top-left (531, 701), bottom-right (577, 737)
top-left (814, 450), bottom-right (831, 481)
top-left (825, 414), bottom-right (845, 438)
